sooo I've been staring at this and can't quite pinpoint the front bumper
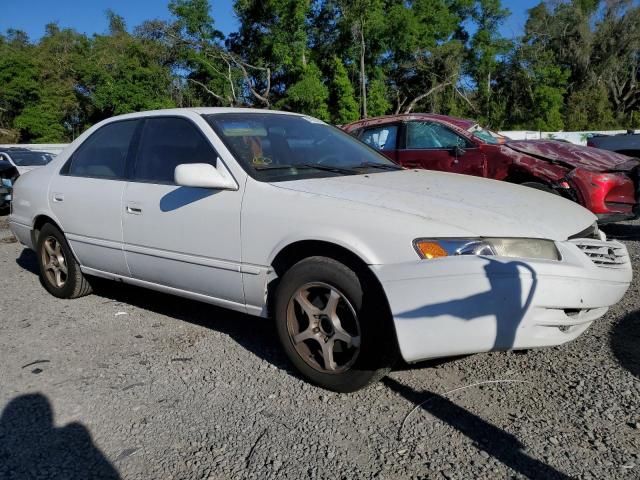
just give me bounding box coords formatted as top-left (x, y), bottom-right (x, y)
top-left (372, 239), bottom-right (632, 363)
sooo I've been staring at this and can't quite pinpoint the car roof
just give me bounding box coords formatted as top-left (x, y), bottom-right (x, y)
top-left (0, 147), bottom-right (31, 152)
top-left (103, 107), bottom-right (308, 122)
top-left (0, 148), bottom-right (52, 155)
top-left (344, 113), bottom-right (476, 131)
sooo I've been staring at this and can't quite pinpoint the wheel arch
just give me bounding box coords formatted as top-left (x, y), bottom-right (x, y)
top-left (504, 166), bottom-right (554, 187)
top-left (268, 240), bottom-right (395, 331)
top-left (30, 214), bottom-right (82, 265)
top-left (32, 214), bottom-right (62, 246)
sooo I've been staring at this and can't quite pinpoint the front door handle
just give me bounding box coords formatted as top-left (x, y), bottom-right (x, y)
top-left (126, 205), bottom-right (142, 215)
top-left (52, 193), bottom-right (64, 203)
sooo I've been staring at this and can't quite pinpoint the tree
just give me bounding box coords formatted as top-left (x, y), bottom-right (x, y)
top-left (14, 24), bottom-right (88, 141)
top-left (78, 13), bottom-right (176, 124)
top-left (336, 0), bottom-right (386, 118)
top-left (232, 0), bottom-right (313, 105)
top-left (565, 83), bottom-right (616, 131)
top-left (329, 56), bottom-right (359, 124)
top-left (0, 30), bottom-right (39, 133)
top-left (466, 0), bottom-right (512, 125)
top-left (279, 62), bottom-right (330, 120)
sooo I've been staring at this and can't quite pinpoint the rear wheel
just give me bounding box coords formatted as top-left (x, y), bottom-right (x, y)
top-left (36, 223), bottom-right (92, 299)
top-left (274, 256), bottom-right (395, 392)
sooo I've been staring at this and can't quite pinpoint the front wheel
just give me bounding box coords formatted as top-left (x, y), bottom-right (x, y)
top-left (274, 256), bottom-right (395, 392)
top-left (36, 223), bottom-right (93, 299)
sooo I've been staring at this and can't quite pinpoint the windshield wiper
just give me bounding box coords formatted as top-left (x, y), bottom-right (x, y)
top-left (253, 164), bottom-right (312, 171)
top-left (300, 163), bottom-right (358, 174)
top-left (352, 162), bottom-right (403, 171)
top-left (254, 163), bottom-right (357, 175)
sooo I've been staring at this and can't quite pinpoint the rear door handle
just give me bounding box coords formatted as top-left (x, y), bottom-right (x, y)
top-left (126, 205), bottom-right (142, 215)
top-left (52, 193), bottom-right (64, 202)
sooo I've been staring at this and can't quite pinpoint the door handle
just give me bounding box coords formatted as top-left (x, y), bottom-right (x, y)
top-left (52, 193), bottom-right (64, 202)
top-left (126, 205), bottom-right (142, 215)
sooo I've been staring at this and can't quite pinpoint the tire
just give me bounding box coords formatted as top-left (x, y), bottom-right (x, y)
top-left (36, 223), bottom-right (92, 299)
top-left (274, 256), bottom-right (396, 392)
top-left (521, 181), bottom-right (560, 196)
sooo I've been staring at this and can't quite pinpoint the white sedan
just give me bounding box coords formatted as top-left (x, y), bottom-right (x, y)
top-left (9, 108), bottom-right (632, 392)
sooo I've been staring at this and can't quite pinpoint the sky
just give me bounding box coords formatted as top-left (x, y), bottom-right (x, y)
top-left (0, 0), bottom-right (541, 41)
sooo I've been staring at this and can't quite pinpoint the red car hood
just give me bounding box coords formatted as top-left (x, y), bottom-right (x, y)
top-left (505, 140), bottom-right (639, 172)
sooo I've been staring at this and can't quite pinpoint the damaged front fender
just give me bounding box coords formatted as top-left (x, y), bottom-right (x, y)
top-left (567, 167), bottom-right (637, 221)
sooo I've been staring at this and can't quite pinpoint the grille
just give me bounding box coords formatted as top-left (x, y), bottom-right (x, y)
top-left (572, 239), bottom-right (629, 267)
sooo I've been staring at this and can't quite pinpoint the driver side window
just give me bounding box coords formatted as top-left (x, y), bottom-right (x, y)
top-left (406, 121), bottom-right (472, 150)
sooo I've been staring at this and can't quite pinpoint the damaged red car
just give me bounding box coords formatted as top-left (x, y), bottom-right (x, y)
top-left (343, 114), bottom-right (640, 223)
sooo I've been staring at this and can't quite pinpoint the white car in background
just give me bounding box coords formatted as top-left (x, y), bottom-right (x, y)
top-left (8, 108), bottom-right (632, 392)
top-left (1, 148), bottom-right (54, 210)
top-left (0, 147), bottom-right (54, 175)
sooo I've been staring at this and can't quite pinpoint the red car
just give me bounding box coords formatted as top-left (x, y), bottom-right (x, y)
top-left (343, 114), bottom-right (640, 223)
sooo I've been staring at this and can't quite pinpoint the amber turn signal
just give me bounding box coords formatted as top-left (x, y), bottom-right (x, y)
top-left (414, 241), bottom-right (448, 259)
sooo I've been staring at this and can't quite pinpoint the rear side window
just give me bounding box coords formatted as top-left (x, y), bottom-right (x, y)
top-left (132, 117), bottom-right (217, 184)
top-left (361, 125), bottom-right (398, 151)
top-left (68, 120), bottom-right (138, 179)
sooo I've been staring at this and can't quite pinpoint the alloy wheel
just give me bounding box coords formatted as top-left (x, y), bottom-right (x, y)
top-left (286, 282), bottom-right (361, 373)
top-left (41, 236), bottom-right (68, 288)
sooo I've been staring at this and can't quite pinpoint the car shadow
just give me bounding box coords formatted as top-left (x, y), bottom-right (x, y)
top-left (610, 309), bottom-right (640, 379)
top-left (601, 222), bottom-right (640, 241)
top-left (0, 393), bottom-right (121, 479)
top-left (395, 258), bottom-right (537, 351)
top-left (383, 377), bottom-right (572, 479)
top-left (16, 248), bottom-right (39, 274)
top-left (159, 186), bottom-right (218, 212)
top-left (14, 248), bottom-right (303, 380)
top-left (14, 249), bottom-right (577, 477)
top-left (90, 277), bottom-right (294, 373)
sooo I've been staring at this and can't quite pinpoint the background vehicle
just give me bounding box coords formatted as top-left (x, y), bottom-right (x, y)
top-left (344, 114), bottom-right (640, 223)
top-left (0, 147), bottom-right (54, 175)
top-left (9, 108), bottom-right (632, 392)
top-left (587, 130), bottom-right (640, 158)
top-left (0, 148), bottom-right (54, 211)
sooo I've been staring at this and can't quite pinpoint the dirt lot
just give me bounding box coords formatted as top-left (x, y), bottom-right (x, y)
top-left (0, 215), bottom-right (638, 480)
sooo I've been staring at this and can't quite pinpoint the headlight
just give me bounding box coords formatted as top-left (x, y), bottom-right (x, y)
top-left (413, 238), bottom-right (560, 261)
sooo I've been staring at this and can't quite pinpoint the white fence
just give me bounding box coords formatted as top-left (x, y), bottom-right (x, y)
top-left (499, 130), bottom-right (632, 145)
top-left (0, 144), bottom-right (68, 155)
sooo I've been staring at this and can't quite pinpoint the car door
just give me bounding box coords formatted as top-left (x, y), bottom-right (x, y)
top-left (50, 119), bottom-right (140, 276)
top-left (122, 115), bottom-right (245, 305)
top-left (359, 124), bottom-right (400, 162)
top-left (397, 121), bottom-right (485, 176)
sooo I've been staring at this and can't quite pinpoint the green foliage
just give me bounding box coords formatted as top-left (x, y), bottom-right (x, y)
top-left (279, 62), bottom-right (330, 120)
top-left (367, 75), bottom-right (390, 117)
top-left (329, 57), bottom-right (359, 124)
top-left (565, 84), bottom-right (616, 131)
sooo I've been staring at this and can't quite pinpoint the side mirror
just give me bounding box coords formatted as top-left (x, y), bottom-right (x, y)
top-left (453, 145), bottom-right (466, 157)
top-left (174, 162), bottom-right (237, 190)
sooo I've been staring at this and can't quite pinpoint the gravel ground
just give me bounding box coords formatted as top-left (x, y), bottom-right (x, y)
top-left (0, 214), bottom-right (638, 480)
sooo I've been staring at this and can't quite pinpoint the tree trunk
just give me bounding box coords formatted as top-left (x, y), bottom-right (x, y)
top-left (360, 24), bottom-right (367, 119)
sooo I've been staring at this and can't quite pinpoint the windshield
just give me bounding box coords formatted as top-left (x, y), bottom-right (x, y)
top-left (6, 151), bottom-right (53, 166)
top-left (205, 113), bottom-right (401, 181)
top-left (468, 124), bottom-right (505, 145)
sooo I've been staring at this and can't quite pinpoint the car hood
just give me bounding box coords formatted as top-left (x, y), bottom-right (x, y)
top-left (506, 140), bottom-right (638, 171)
top-left (274, 170), bottom-right (595, 241)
